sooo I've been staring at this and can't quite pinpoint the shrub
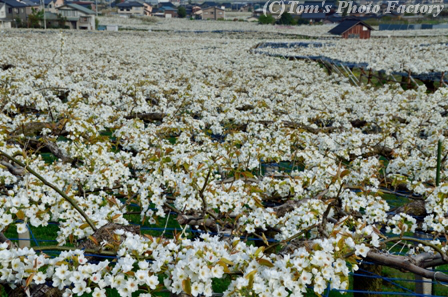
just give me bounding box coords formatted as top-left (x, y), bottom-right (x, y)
top-left (278, 12), bottom-right (296, 25)
top-left (258, 14), bottom-right (275, 24)
top-left (178, 6), bottom-right (187, 18)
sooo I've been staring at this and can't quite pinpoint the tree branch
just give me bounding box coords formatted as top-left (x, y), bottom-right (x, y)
top-left (366, 251), bottom-right (448, 283)
top-left (0, 150), bottom-right (97, 231)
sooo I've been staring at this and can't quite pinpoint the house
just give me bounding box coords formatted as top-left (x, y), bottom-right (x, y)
top-left (200, 1), bottom-right (216, 8)
top-left (300, 12), bottom-right (327, 22)
top-left (326, 13), bottom-right (342, 23)
top-left (117, 2), bottom-right (151, 16)
top-left (0, 3), bottom-right (12, 28)
top-left (202, 6), bottom-right (224, 20)
top-left (24, 0), bottom-right (57, 12)
top-left (15, 0), bottom-right (39, 18)
top-left (70, 1), bottom-right (96, 12)
top-left (0, 0), bottom-right (28, 26)
top-left (57, 3), bottom-right (95, 29)
top-left (181, 4), bottom-right (200, 16)
top-left (191, 5), bottom-right (200, 14)
top-left (144, 0), bottom-right (158, 5)
top-left (159, 5), bottom-right (176, 17)
top-left (192, 8), bottom-right (201, 19)
top-left (303, 0), bottom-right (336, 13)
top-left (157, 1), bottom-right (176, 8)
top-left (39, 11), bottom-right (68, 28)
top-left (328, 19), bottom-right (373, 39)
top-left (221, 2), bottom-right (231, 10)
top-left (253, 7), bottom-right (263, 17)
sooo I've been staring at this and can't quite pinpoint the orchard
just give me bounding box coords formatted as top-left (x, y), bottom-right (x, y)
top-left (0, 28), bottom-right (447, 297)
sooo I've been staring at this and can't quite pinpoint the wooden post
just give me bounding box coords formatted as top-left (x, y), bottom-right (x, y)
top-left (18, 227), bottom-right (30, 248)
top-left (415, 232), bottom-right (433, 296)
top-left (415, 142), bottom-right (441, 295)
top-left (359, 67), bottom-right (364, 85)
top-left (353, 262), bottom-right (382, 297)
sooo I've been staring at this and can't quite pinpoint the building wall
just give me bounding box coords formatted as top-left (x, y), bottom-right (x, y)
top-left (342, 24), bottom-right (371, 39)
top-left (45, 1), bottom-right (57, 13)
top-left (143, 3), bottom-right (152, 16)
top-left (58, 7), bottom-right (80, 17)
top-left (118, 6), bottom-right (144, 15)
top-left (0, 20), bottom-right (11, 28)
top-left (5, 5), bottom-right (28, 24)
top-left (78, 15), bottom-right (94, 30)
top-left (25, 6), bottom-right (39, 16)
top-left (57, 7), bottom-right (95, 30)
top-left (164, 10), bottom-right (177, 17)
top-left (202, 7), bottom-right (225, 20)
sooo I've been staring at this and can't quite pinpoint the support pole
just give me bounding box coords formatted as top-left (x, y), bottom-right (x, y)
top-left (18, 227), bottom-right (30, 248)
top-left (416, 140), bottom-right (443, 295)
top-left (415, 232), bottom-right (433, 296)
top-left (436, 139), bottom-right (442, 187)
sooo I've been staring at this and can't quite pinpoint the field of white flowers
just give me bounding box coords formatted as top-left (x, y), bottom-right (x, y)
top-left (99, 16), bottom-right (448, 37)
top-left (0, 28), bottom-right (447, 297)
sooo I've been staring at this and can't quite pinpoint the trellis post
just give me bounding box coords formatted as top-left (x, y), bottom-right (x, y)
top-left (18, 226), bottom-right (30, 248)
top-left (415, 140), bottom-right (442, 295)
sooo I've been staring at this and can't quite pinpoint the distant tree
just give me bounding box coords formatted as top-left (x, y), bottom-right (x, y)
top-left (178, 6), bottom-right (187, 18)
top-left (28, 8), bottom-right (44, 28)
top-left (14, 17), bottom-right (22, 28)
top-left (296, 18), bottom-right (309, 25)
top-left (439, 10), bottom-right (448, 17)
top-left (258, 14), bottom-right (275, 24)
top-left (58, 14), bottom-right (68, 28)
top-left (278, 12), bottom-right (296, 25)
top-left (342, 5), bottom-right (349, 17)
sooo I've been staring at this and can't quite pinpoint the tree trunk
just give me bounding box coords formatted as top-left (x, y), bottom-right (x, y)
top-left (422, 80), bottom-right (435, 92)
top-left (353, 263), bottom-right (382, 297)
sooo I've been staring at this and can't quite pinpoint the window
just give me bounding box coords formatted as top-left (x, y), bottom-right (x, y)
top-left (8, 8), bottom-right (12, 14)
top-left (20, 8), bottom-right (24, 13)
top-left (362, 26), bottom-right (368, 31)
top-left (14, 8), bottom-right (18, 14)
top-left (348, 34), bottom-right (359, 38)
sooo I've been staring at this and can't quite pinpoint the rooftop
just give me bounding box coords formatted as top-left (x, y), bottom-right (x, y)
top-left (0, 0), bottom-right (28, 8)
top-left (328, 19), bottom-right (373, 35)
top-left (117, 1), bottom-right (144, 8)
top-left (61, 3), bottom-right (96, 14)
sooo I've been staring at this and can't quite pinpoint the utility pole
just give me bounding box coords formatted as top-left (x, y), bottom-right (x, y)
top-left (41, 0), bottom-right (46, 29)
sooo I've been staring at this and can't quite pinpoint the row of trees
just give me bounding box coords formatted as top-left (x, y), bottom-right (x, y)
top-left (259, 13), bottom-right (313, 25)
